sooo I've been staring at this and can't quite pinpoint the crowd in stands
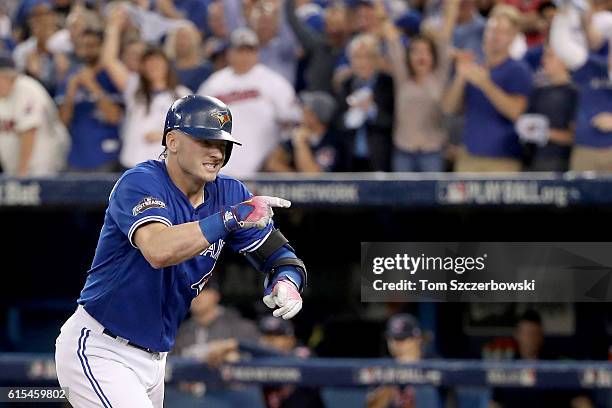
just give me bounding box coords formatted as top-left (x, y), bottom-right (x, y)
top-left (0, 0), bottom-right (611, 177)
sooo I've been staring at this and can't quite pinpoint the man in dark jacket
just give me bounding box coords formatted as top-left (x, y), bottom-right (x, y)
top-left (336, 33), bottom-right (394, 172)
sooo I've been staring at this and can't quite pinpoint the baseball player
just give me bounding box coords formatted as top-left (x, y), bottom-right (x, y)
top-left (55, 95), bottom-right (307, 408)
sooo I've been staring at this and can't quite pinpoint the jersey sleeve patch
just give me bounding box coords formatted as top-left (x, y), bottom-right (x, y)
top-left (132, 196), bottom-right (167, 216)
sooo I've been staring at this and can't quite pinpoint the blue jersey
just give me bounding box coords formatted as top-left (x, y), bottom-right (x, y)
top-left (56, 68), bottom-right (123, 169)
top-left (572, 56), bottom-right (612, 148)
top-left (463, 58), bottom-right (533, 158)
top-left (78, 160), bottom-right (273, 352)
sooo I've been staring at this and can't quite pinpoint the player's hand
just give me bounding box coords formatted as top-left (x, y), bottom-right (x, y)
top-left (223, 196), bottom-right (291, 231)
top-left (262, 280), bottom-right (302, 320)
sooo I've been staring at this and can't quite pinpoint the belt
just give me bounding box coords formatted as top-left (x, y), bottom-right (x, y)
top-left (102, 328), bottom-right (157, 354)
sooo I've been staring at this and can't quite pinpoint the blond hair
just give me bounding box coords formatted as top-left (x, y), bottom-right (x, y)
top-left (163, 22), bottom-right (202, 61)
top-left (489, 4), bottom-right (522, 29)
top-left (348, 33), bottom-right (381, 59)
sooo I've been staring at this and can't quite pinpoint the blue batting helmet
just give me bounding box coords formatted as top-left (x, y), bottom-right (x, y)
top-left (163, 95), bottom-right (241, 166)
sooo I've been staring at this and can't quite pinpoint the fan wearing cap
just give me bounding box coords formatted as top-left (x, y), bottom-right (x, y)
top-left (258, 316), bottom-right (325, 408)
top-left (198, 27), bottom-right (300, 178)
top-left (384, 313), bottom-right (424, 363)
top-left (0, 53), bottom-right (69, 176)
top-left (264, 91), bottom-right (341, 172)
top-left (367, 314), bottom-right (444, 408)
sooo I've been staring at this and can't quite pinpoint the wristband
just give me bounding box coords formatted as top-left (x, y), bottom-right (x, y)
top-left (198, 206), bottom-right (241, 243)
top-left (198, 210), bottom-right (228, 243)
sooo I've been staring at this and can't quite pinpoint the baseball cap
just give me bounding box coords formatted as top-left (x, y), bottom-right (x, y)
top-left (230, 28), bottom-right (259, 49)
top-left (300, 91), bottom-right (337, 125)
top-left (259, 316), bottom-right (295, 336)
top-left (0, 54), bottom-right (16, 71)
top-left (395, 10), bottom-right (422, 35)
top-left (385, 313), bottom-right (422, 340)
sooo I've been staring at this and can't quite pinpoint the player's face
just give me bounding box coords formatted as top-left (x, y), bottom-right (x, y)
top-left (387, 336), bottom-right (422, 362)
top-left (175, 132), bottom-right (226, 183)
top-left (515, 321), bottom-right (543, 358)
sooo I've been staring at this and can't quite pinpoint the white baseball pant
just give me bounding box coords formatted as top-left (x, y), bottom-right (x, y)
top-left (55, 306), bottom-right (167, 408)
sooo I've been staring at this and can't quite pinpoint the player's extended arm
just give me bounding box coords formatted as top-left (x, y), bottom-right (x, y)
top-left (134, 196), bottom-right (290, 269)
top-left (134, 222), bottom-right (208, 269)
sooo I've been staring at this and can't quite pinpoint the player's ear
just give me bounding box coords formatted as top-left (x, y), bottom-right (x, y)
top-left (166, 130), bottom-right (179, 154)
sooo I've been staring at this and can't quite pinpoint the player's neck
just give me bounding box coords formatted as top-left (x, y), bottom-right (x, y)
top-left (165, 159), bottom-right (205, 207)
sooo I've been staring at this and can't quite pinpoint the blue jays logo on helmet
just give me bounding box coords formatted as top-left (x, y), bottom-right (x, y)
top-left (162, 95), bottom-right (242, 166)
top-left (211, 111), bottom-right (231, 128)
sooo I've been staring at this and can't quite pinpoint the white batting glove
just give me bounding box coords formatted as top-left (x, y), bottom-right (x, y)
top-left (262, 280), bottom-right (303, 320)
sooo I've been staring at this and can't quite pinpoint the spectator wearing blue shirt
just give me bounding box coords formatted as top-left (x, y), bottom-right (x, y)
top-left (443, 5), bottom-right (532, 172)
top-left (264, 91), bottom-right (341, 173)
top-left (165, 23), bottom-right (213, 92)
top-left (551, 4), bottom-right (612, 171)
top-left (57, 29), bottom-right (123, 172)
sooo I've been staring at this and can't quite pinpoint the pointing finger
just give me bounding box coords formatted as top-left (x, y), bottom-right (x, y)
top-left (256, 196), bottom-right (291, 208)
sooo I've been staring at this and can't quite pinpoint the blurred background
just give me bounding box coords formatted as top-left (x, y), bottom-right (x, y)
top-left (0, 0), bottom-right (612, 406)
